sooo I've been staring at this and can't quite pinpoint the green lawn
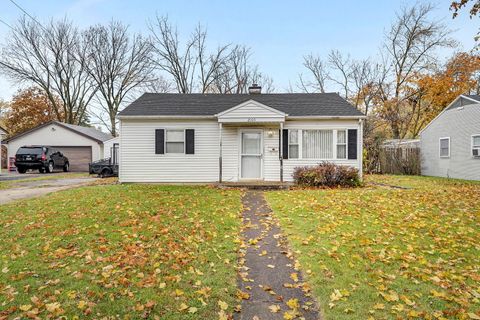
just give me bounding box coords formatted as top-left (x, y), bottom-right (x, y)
top-left (266, 175), bottom-right (480, 320)
top-left (0, 184), bottom-right (242, 319)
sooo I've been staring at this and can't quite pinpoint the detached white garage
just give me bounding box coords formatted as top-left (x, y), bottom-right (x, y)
top-left (4, 121), bottom-right (113, 172)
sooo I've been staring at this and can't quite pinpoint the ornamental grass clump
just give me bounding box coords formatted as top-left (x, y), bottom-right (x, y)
top-left (293, 162), bottom-right (360, 187)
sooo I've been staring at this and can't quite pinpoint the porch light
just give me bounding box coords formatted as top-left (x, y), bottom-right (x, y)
top-left (267, 129), bottom-right (274, 138)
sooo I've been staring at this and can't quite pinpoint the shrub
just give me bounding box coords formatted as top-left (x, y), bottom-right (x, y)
top-left (292, 162), bottom-right (361, 187)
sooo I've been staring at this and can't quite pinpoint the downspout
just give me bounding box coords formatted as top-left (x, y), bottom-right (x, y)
top-left (280, 122), bottom-right (284, 182)
top-left (219, 122), bottom-right (223, 183)
top-left (359, 118), bottom-right (364, 181)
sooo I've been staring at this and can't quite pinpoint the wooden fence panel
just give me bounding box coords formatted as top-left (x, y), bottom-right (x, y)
top-left (379, 147), bottom-right (420, 175)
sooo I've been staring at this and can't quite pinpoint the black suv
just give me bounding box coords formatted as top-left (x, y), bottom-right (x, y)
top-left (15, 146), bottom-right (70, 174)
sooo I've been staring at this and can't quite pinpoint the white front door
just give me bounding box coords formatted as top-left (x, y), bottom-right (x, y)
top-left (240, 130), bottom-right (263, 179)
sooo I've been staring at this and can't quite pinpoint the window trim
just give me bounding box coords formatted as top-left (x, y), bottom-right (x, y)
top-left (288, 129), bottom-right (299, 159)
top-left (336, 129), bottom-right (347, 160)
top-left (472, 134), bottom-right (480, 158)
top-left (439, 137), bottom-right (450, 158)
top-left (165, 129), bottom-right (186, 154)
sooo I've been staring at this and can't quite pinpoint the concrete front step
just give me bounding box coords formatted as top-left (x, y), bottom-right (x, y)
top-left (217, 182), bottom-right (291, 190)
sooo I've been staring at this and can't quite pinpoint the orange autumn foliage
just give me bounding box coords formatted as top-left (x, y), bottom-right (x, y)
top-left (4, 87), bottom-right (63, 137)
top-left (407, 52), bottom-right (480, 136)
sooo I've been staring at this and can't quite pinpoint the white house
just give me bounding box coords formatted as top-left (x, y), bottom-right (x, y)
top-left (420, 94), bottom-right (480, 181)
top-left (4, 121), bottom-right (113, 172)
top-left (117, 86), bottom-right (365, 183)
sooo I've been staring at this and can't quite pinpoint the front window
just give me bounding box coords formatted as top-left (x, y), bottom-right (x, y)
top-left (166, 130), bottom-right (185, 153)
top-left (288, 130), bottom-right (299, 159)
top-left (336, 130), bottom-right (347, 159)
top-left (439, 137), bottom-right (450, 158)
top-left (302, 130), bottom-right (333, 159)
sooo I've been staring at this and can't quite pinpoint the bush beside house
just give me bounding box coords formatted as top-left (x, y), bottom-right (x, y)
top-left (293, 162), bottom-right (361, 187)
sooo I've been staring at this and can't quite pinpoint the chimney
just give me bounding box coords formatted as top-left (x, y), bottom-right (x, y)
top-left (248, 83), bottom-right (262, 94)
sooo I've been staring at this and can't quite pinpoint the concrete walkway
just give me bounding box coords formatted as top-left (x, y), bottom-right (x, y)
top-left (237, 191), bottom-right (320, 320)
top-left (0, 177), bottom-right (98, 205)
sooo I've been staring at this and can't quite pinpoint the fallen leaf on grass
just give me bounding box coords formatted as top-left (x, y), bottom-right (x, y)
top-left (218, 300), bottom-right (228, 311)
top-left (77, 300), bottom-right (87, 310)
top-left (19, 304), bottom-right (31, 311)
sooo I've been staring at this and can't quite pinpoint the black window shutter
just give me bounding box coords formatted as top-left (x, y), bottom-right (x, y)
top-left (155, 129), bottom-right (165, 154)
top-left (185, 129), bottom-right (195, 154)
top-left (348, 129), bottom-right (358, 159)
top-left (282, 129), bottom-right (289, 159)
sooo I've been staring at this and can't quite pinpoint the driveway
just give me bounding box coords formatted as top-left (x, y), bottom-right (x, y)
top-left (0, 174), bottom-right (99, 204)
top-left (0, 172), bottom-right (45, 181)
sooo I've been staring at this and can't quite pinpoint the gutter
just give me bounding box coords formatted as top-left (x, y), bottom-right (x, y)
top-left (117, 115), bottom-right (367, 120)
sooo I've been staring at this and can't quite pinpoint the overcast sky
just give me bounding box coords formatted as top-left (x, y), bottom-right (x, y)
top-left (0, 0), bottom-right (478, 101)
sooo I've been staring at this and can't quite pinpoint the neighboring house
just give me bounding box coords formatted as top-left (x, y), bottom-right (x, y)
top-left (4, 121), bottom-right (113, 172)
top-left (0, 126), bottom-right (7, 173)
top-left (103, 136), bottom-right (120, 162)
top-left (117, 86), bottom-right (365, 183)
top-left (420, 94), bottom-right (480, 181)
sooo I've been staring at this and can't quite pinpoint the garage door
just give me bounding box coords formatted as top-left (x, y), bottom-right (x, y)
top-left (55, 146), bottom-right (92, 172)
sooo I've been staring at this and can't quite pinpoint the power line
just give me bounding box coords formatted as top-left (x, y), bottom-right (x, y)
top-left (0, 18), bottom-right (14, 30)
top-left (8, 0), bottom-right (46, 31)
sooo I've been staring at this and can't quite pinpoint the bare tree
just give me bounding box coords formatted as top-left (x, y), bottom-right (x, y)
top-left (349, 58), bottom-right (385, 116)
top-left (0, 17), bottom-right (95, 125)
top-left (210, 45), bottom-right (275, 93)
top-left (258, 74), bottom-right (275, 93)
top-left (328, 50), bottom-right (353, 99)
top-left (83, 21), bottom-right (154, 136)
top-left (193, 25), bottom-right (230, 93)
top-left (146, 75), bottom-right (174, 93)
top-left (149, 16), bottom-right (230, 93)
top-left (380, 3), bottom-right (456, 138)
top-left (212, 45), bottom-right (251, 93)
top-left (298, 54), bottom-right (329, 93)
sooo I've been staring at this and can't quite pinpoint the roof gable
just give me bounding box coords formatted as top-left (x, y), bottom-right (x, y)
top-left (217, 100), bottom-right (286, 123)
top-left (3, 121), bottom-right (112, 144)
top-left (420, 94), bottom-right (480, 134)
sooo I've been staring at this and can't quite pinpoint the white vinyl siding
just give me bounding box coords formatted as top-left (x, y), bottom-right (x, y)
top-left (120, 120), bottom-right (219, 182)
top-left (302, 130), bottom-right (333, 159)
top-left (439, 137), bottom-right (450, 158)
top-left (217, 100), bottom-right (285, 123)
top-left (420, 103), bottom-right (480, 181)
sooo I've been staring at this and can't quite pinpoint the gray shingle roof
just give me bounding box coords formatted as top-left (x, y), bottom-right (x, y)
top-left (59, 122), bottom-right (113, 142)
top-left (118, 93), bottom-right (365, 117)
